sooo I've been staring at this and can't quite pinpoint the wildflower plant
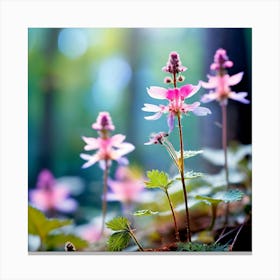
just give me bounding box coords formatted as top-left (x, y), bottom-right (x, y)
top-left (142, 52), bottom-right (211, 242)
top-left (80, 112), bottom-right (135, 235)
top-left (200, 48), bottom-right (250, 224)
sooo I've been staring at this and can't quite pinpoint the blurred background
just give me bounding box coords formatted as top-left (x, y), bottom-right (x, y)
top-left (28, 28), bottom-right (251, 237)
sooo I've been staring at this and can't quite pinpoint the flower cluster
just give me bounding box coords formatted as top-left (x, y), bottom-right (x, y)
top-left (201, 48), bottom-right (250, 105)
top-left (29, 169), bottom-right (77, 213)
top-left (80, 112), bottom-right (135, 169)
top-left (142, 52), bottom-right (211, 132)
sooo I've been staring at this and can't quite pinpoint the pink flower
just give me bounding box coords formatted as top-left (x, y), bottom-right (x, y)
top-left (144, 132), bottom-right (169, 145)
top-left (107, 166), bottom-right (145, 204)
top-left (80, 134), bottom-right (135, 169)
top-left (29, 169), bottom-right (77, 213)
top-left (92, 112), bottom-right (115, 131)
top-left (210, 48), bottom-right (233, 71)
top-left (201, 73), bottom-right (250, 105)
top-left (142, 84), bottom-right (211, 132)
top-left (162, 51), bottom-right (187, 74)
top-left (81, 112), bottom-right (135, 169)
top-left (201, 48), bottom-right (250, 105)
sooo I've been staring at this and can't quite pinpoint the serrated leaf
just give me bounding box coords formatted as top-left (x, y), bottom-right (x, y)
top-left (106, 216), bottom-right (129, 231)
top-left (45, 234), bottom-right (89, 250)
top-left (215, 189), bottom-right (244, 203)
top-left (145, 170), bottom-right (169, 189)
top-left (28, 205), bottom-right (72, 240)
top-left (107, 231), bottom-right (131, 251)
top-left (133, 209), bottom-right (159, 216)
top-left (195, 195), bottom-right (223, 206)
top-left (176, 150), bottom-right (203, 160)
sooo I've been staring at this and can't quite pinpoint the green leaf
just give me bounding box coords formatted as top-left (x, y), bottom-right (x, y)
top-left (176, 150), bottom-right (203, 159)
top-left (145, 170), bottom-right (170, 189)
top-left (133, 209), bottom-right (159, 216)
top-left (45, 234), bottom-right (89, 250)
top-left (215, 189), bottom-right (244, 203)
top-left (176, 171), bottom-right (203, 180)
top-left (107, 231), bottom-right (131, 251)
top-left (195, 195), bottom-right (223, 206)
top-left (177, 242), bottom-right (229, 252)
top-left (106, 216), bottom-right (130, 231)
top-left (28, 205), bottom-right (72, 240)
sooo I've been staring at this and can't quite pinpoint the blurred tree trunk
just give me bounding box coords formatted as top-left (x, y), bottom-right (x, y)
top-left (39, 29), bottom-right (60, 171)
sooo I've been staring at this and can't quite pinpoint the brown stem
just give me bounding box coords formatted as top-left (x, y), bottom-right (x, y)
top-left (177, 114), bottom-right (191, 242)
top-left (100, 159), bottom-right (109, 236)
top-left (222, 104), bottom-right (230, 225)
top-left (165, 189), bottom-right (180, 242)
top-left (229, 223), bottom-right (244, 251)
top-left (128, 225), bottom-right (144, 251)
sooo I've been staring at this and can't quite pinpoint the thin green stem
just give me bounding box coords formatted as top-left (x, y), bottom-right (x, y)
top-left (100, 159), bottom-right (109, 236)
top-left (221, 104), bottom-right (230, 225)
top-left (165, 189), bottom-right (180, 242)
top-left (177, 114), bottom-right (191, 242)
top-left (208, 204), bottom-right (218, 231)
top-left (128, 225), bottom-right (144, 251)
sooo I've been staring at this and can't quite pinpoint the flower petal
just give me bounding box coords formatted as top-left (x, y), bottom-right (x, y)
top-left (183, 101), bottom-right (200, 112)
top-left (193, 106), bottom-right (212, 116)
top-left (228, 72), bottom-right (243, 86)
top-left (229, 91), bottom-right (250, 104)
top-left (82, 136), bottom-right (100, 151)
top-left (201, 92), bottom-right (218, 103)
top-left (113, 143), bottom-right (135, 159)
top-left (181, 83), bottom-right (200, 99)
top-left (200, 76), bottom-right (217, 89)
top-left (144, 111), bottom-right (163, 120)
top-left (142, 103), bottom-right (162, 112)
top-left (80, 153), bottom-right (99, 168)
top-left (147, 86), bottom-right (167, 99)
top-left (111, 134), bottom-right (126, 147)
top-left (167, 113), bottom-right (175, 132)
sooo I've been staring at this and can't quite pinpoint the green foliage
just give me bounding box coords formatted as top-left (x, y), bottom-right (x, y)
top-left (145, 170), bottom-right (171, 189)
top-left (195, 189), bottom-right (244, 205)
top-left (133, 209), bottom-right (159, 216)
top-left (28, 205), bottom-right (72, 240)
top-left (176, 150), bottom-right (203, 159)
top-left (177, 242), bottom-right (229, 252)
top-left (107, 231), bottom-right (131, 251)
top-left (215, 189), bottom-right (244, 203)
top-left (195, 195), bottom-right (223, 206)
top-left (45, 234), bottom-right (89, 250)
top-left (106, 216), bottom-right (130, 231)
top-left (176, 171), bottom-right (203, 180)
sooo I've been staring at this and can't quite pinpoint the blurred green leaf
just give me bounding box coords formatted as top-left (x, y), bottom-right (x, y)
top-left (214, 189), bottom-right (244, 203)
top-left (176, 150), bottom-right (203, 159)
top-left (202, 145), bottom-right (251, 168)
top-left (175, 171), bottom-right (203, 180)
top-left (133, 209), bottom-right (159, 216)
top-left (106, 216), bottom-right (130, 231)
top-left (45, 234), bottom-right (89, 250)
top-left (28, 205), bottom-right (72, 240)
top-left (195, 195), bottom-right (223, 206)
top-left (107, 231), bottom-right (131, 251)
top-left (145, 170), bottom-right (170, 189)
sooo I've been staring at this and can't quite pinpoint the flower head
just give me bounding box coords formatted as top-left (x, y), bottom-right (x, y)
top-left (29, 169), bottom-right (78, 214)
top-left (210, 48), bottom-right (233, 71)
top-left (107, 166), bottom-right (145, 204)
top-left (144, 132), bottom-right (169, 145)
top-left (201, 48), bottom-right (249, 105)
top-left (162, 51), bottom-right (187, 74)
top-left (142, 84), bottom-right (211, 132)
top-left (80, 112), bottom-right (135, 169)
top-left (92, 112), bottom-right (115, 131)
